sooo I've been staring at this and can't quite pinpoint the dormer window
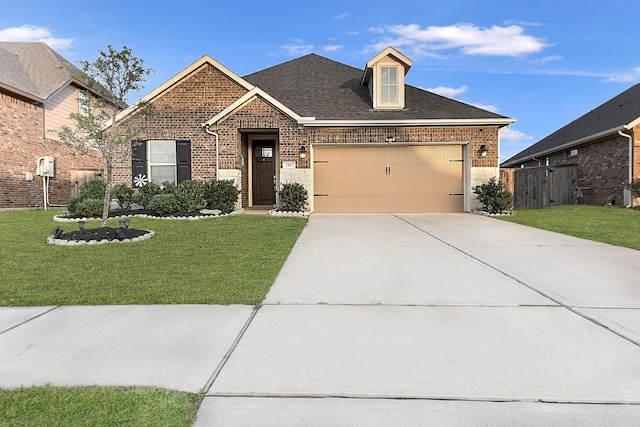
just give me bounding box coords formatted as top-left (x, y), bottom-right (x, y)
top-left (361, 47), bottom-right (412, 110)
top-left (381, 66), bottom-right (398, 103)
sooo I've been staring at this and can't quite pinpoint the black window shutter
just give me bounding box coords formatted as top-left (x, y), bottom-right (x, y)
top-left (131, 140), bottom-right (147, 186)
top-left (176, 140), bottom-right (191, 183)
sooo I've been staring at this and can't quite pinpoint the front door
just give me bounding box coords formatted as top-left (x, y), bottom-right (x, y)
top-left (252, 140), bottom-right (276, 205)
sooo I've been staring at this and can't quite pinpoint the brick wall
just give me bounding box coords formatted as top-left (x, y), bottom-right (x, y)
top-left (520, 134), bottom-right (630, 205)
top-left (0, 91), bottom-right (101, 208)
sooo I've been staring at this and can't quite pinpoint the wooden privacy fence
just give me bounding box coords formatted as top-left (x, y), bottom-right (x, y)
top-left (502, 165), bottom-right (577, 209)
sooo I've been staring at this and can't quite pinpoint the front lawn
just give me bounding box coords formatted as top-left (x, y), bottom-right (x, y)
top-left (0, 210), bottom-right (306, 306)
top-left (497, 205), bottom-right (640, 251)
top-left (0, 385), bottom-right (201, 426)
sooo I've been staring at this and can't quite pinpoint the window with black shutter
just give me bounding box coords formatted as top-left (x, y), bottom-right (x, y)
top-left (131, 140), bottom-right (191, 187)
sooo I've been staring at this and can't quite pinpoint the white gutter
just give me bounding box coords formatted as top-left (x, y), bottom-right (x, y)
top-left (502, 125), bottom-right (626, 168)
top-left (618, 129), bottom-right (634, 207)
top-left (297, 118), bottom-right (515, 128)
top-left (202, 123), bottom-right (219, 181)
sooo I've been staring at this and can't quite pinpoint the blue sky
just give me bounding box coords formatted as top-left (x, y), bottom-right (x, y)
top-left (3, 0), bottom-right (640, 161)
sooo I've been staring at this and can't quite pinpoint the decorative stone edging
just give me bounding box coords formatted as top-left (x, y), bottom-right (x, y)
top-left (53, 211), bottom-right (230, 222)
top-left (268, 210), bottom-right (311, 218)
top-left (47, 230), bottom-right (155, 246)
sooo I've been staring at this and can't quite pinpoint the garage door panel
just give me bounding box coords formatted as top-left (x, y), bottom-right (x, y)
top-left (314, 145), bottom-right (464, 213)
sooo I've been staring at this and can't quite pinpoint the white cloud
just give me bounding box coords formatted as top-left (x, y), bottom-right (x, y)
top-left (0, 25), bottom-right (74, 50)
top-left (471, 102), bottom-right (499, 113)
top-left (324, 44), bottom-right (344, 52)
top-left (281, 43), bottom-right (314, 56)
top-left (499, 127), bottom-right (534, 143)
top-left (333, 13), bottom-right (350, 20)
top-left (427, 85), bottom-right (468, 97)
top-left (345, 30), bottom-right (359, 36)
top-left (372, 23), bottom-right (548, 57)
top-left (605, 66), bottom-right (640, 83)
top-left (531, 55), bottom-right (562, 64)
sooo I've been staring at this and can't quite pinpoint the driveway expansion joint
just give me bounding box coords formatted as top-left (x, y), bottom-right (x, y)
top-left (393, 214), bottom-right (640, 348)
top-left (0, 306), bottom-right (59, 335)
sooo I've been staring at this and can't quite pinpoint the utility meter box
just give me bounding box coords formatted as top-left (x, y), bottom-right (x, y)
top-left (36, 156), bottom-right (55, 177)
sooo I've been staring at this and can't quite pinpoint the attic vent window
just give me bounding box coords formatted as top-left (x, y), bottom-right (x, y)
top-left (381, 66), bottom-right (398, 103)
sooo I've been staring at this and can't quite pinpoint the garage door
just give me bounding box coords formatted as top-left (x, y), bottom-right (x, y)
top-left (313, 145), bottom-right (464, 213)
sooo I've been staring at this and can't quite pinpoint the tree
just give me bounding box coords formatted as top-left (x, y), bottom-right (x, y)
top-left (56, 45), bottom-right (153, 227)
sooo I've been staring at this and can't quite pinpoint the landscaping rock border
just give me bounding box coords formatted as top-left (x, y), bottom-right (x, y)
top-left (47, 230), bottom-right (155, 246)
top-left (53, 210), bottom-right (231, 222)
top-left (268, 210), bottom-right (311, 218)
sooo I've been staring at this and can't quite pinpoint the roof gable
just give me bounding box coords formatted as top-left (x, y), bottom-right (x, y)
top-left (502, 82), bottom-right (640, 166)
top-left (0, 42), bottom-right (83, 101)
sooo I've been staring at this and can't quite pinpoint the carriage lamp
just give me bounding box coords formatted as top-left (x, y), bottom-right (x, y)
top-left (478, 145), bottom-right (489, 157)
top-left (299, 146), bottom-right (307, 159)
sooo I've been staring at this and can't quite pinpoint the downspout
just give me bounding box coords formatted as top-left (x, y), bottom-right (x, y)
top-left (618, 130), bottom-right (634, 207)
top-left (202, 123), bottom-right (219, 181)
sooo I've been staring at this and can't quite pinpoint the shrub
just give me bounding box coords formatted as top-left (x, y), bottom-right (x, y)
top-left (136, 182), bottom-right (161, 209)
top-left (175, 180), bottom-right (206, 212)
top-left (147, 194), bottom-right (180, 216)
top-left (473, 177), bottom-right (513, 214)
top-left (111, 184), bottom-right (135, 210)
top-left (74, 199), bottom-right (103, 218)
top-left (160, 181), bottom-right (177, 195)
top-left (278, 182), bottom-right (308, 212)
top-left (205, 180), bottom-right (240, 214)
top-left (78, 179), bottom-right (106, 200)
top-left (66, 197), bottom-right (82, 215)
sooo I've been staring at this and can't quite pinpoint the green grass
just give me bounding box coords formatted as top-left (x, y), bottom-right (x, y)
top-left (0, 385), bottom-right (201, 427)
top-left (498, 205), bottom-right (640, 250)
top-left (0, 210), bottom-right (306, 306)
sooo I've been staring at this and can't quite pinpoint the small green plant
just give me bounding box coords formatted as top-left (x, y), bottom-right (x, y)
top-left (473, 177), bottom-right (512, 214)
top-left (175, 180), bottom-right (206, 212)
top-left (147, 193), bottom-right (180, 215)
top-left (74, 199), bottom-right (104, 218)
top-left (630, 181), bottom-right (640, 198)
top-left (136, 182), bottom-right (161, 209)
top-left (78, 179), bottom-right (106, 200)
top-left (205, 180), bottom-right (240, 214)
top-left (111, 184), bottom-right (135, 210)
top-left (278, 182), bottom-right (308, 211)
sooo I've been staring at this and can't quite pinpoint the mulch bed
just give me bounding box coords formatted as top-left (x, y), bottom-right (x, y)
top-left (54, 226), bottom-right (149, 242)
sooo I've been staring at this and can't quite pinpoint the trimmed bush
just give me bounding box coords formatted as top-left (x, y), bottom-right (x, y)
top-left (205, 180), bottom-right (240, 214)
top-left (78, 179), bottom-right (106, 200)
top-left (136, 182), bottom-right (161, 209)
top-left (278, 182), bottom-right (308, 212)
top-left (74, 199), bottom-right (103, 218)
top-left (66, 197), bottom-right (82, 215)
top-left (473, 177), bottom-right (513, 214)
top-left (111, 184), bottom-right (135, 210)
top-left (147, 194), bottom-right (180, 216)
top-left (175, 180), bottom-right (206, 212)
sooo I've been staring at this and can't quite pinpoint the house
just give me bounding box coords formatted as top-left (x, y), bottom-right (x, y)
top-left (113, 46), bottom-right (514, 212)
top-left (0, 42), bottom-right (104, 209)
top-left (501, 83), bottom-right (640, 206)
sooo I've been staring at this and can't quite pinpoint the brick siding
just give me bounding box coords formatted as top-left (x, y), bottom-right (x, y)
top-left (1, 91), bottom-right (102, 208)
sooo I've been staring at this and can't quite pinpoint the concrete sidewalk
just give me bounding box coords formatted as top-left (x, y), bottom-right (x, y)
top-left (1, 213), bottom-right (639, 425)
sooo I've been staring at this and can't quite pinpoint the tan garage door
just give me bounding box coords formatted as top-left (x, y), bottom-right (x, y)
top-left (314, 145), bottom-right (464, 212)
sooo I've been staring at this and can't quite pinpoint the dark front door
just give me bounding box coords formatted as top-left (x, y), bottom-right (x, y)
top-left (252, 140), bottom-right (276, 205)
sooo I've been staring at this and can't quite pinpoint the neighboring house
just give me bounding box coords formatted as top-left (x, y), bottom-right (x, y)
top-left (502, 83), bottom-right (640, 206)
top-left (0, 42), bottom-right (104, 209)
top-left (114, 46), bottom-right (514, 212)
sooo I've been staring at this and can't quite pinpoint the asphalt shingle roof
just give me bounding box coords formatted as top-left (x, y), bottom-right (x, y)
top-left (0, 42), bottom-right (83, 100)
top-left (502, 82), bottom-right (640, 167)
top-left (243, 53), bottom-right (509, 121)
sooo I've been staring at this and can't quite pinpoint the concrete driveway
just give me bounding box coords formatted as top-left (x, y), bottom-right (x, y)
top-left (199, 213), bottom-right (640, 425)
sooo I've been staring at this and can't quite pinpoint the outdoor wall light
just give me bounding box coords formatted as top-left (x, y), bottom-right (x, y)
top-left (478, 145), bottom-right (489, 157)
top-left (299, 145), bottom-right (307, 159)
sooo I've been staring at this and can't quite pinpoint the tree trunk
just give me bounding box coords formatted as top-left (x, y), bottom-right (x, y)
top-left (101, 163), bottom-right (112, 228)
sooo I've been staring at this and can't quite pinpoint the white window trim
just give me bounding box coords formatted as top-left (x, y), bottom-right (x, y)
top-left (148, 140), bottom-right (177, 185)
top-left (374, 63), bottom-right (404, 110)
